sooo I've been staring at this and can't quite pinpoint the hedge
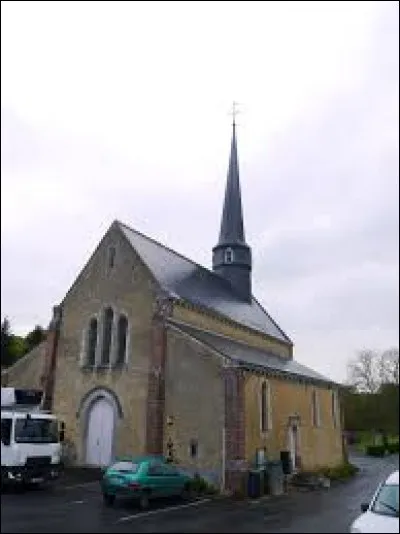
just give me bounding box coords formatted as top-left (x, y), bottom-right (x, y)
top-left (387, 441), bottom-right (399, 454)
top-left (366, 444), bottom-right (386, 457)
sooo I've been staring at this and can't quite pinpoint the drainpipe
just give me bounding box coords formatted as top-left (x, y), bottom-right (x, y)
top-left (221, 426), bottom-right (226, 493)
top-left (40, 305), bottom-right (62, 411)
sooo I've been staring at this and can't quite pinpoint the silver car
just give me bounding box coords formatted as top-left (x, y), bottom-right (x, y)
top-left (350, 470), bottom-right (399, 533)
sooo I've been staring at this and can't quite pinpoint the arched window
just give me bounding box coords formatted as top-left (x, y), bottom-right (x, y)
top-left (116, 315), bottom-right (128, 366)
top-left (224, 247), bottom-right (234, 264)
top-left (312, 390), bottom-right (320, 427)
top-left (260, 381), bottom-right (271, 432)
top-left (101, 307), bottom-right (114, 366)
top-left (331, 390), bottom-right (339, 427)
top-left (108, 246), bottom-right (116, 269)
top-left (86, 318), bottom-right (98, 367)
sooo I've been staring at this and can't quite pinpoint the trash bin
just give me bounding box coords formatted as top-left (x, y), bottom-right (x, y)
top-left (258, 466), bottom-right (268, 495)
top-left (267, 461), bottom-right (284, 496)
top-left (280, 450), bottom-right (292, 475)
top-left (247, 469), bottom-right (262, 499)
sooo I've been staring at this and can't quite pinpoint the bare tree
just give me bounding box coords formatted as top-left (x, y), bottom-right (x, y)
top-left (378, 348), bottom-right (399, 386)
top-left (347, 348), bottom-right (399, 392)
top-left (347, 350), bottom-right (380, 393)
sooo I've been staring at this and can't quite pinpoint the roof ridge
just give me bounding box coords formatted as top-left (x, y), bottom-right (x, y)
top-left (117, 220), bottom-right (212, 274)
top-left (168, 318), bottom-right (336, 386)
top-left (1, 340), bottom-right (47, 375)
top-left (116, 219), bottom-right (292, 346)
top-left (167, 317), bottom-right (278, 356)
top-left (117, 219), bottom-right (244, 293)
top-left (251, 295), bottom-right (292, 345)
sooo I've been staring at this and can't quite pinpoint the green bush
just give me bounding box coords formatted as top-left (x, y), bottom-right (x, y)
top-left (188, 474), bottom-right (217, 495)
top-left (316, 462), bottom-right (359, 481)
top-left (366, 444), bottom-right (386, 457)
top-left (386, 441), bottom-right (399, 454)
top-left (330, 462), bottom-right (359, 480)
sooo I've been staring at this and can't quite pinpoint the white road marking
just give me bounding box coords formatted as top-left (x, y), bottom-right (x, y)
top-left (117, 498), bottom-right (211, 523)
top-left (69, 500), bottom-right (85, 504)
top-left (60, 481), bottom-right (100, 490)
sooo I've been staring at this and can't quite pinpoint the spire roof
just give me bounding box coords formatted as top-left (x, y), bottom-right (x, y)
top-left (217, 121), bottom-right (246, 245)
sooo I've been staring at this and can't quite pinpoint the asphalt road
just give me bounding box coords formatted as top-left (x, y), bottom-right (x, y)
top-left (1, 453), bottom-right (398, 533)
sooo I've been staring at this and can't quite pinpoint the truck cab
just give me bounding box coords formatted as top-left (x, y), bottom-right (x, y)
top-left (1, 387), bottom-right (64, 487)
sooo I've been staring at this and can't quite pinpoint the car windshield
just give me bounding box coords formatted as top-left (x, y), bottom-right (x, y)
top-left (371, 483), bottom-right (399, 517)
top-left (14, 417), bottom-right (59, 444)
top-left (110, 461), bottom-right (140, 473)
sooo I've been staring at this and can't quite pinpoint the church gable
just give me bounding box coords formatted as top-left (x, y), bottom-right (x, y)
top-left (62, 221), bottom-right (160, 313)
top-left (58, 221), bottom-right (161, 372)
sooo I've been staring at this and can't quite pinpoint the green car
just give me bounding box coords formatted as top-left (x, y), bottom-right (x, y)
top-left (100, 456), bottom-right (193, 509)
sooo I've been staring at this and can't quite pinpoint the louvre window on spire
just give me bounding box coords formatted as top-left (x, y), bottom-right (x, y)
top-left (224, 248), bottom-right (234, 264)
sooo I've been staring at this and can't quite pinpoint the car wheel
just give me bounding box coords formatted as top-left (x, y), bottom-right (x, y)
top-left (139, 492), bottom-right (150, 510)
top-left (180, 485), bottom-right (192, 501)
top-left (103, 493), bottom-right (116, 507)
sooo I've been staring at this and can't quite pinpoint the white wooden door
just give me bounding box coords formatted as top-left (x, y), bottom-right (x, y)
top-left (85, 398), bottom-right (114, 466)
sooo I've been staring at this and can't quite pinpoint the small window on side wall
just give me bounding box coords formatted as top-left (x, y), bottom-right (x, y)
top-left (108, 246), bottom-right (116, 269)
top-left (189, 439), bottom-right (198, 459)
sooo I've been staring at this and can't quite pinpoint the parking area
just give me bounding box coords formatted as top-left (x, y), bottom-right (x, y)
top-left (1, 453), bottom-right (398, 533)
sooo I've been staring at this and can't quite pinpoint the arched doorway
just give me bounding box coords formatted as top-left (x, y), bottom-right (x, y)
top-left (85, 397), bottom-right (114, 466)
top-left (78, 387), bottom-right (123, 467)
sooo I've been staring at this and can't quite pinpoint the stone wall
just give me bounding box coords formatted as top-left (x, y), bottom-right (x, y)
top-left (245, 373), bottom-right (343, 469)
top-left (51, 223), bottom-right (159, 464)
top-left (164, 325), bottom-right (225, 489)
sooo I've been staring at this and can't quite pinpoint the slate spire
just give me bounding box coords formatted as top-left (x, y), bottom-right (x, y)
top-left (217, 120), bottom-right (246, 245)
top-left (212, 118), bottom-right (252, 302)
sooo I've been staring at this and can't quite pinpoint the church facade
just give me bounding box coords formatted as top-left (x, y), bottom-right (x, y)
top-left (2, 122), bottom-right (344, 491)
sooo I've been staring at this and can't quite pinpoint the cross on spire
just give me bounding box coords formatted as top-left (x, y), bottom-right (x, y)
top-left (212, 103), bottom-right (252, 301)
top-left (230, 101), bottom-right (240, 125)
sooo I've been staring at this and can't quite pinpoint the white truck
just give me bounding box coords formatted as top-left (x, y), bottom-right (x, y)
top-left (1, 387), bottom-right (64, 487)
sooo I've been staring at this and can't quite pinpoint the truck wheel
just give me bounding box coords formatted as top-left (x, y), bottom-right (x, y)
top-left (103, 493), bottom-right (115, 507)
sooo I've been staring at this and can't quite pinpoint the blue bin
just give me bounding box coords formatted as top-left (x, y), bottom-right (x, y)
top-left (247, 469), bottom-right (262, 499)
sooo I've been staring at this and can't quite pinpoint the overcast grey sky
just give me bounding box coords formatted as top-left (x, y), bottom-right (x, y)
top-left (1, 1), bottom-right (398, 382)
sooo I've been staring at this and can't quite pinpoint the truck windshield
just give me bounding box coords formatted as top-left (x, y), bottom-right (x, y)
top-left (14, 418), bottom-right (59, 444)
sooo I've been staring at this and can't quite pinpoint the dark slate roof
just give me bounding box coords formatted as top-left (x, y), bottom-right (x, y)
top-left (168, 319), bottom-right (336, 386)
top-left (117, 221), bottom-right (291, 344)
top-left (217, 121), bottom-right (246, 246)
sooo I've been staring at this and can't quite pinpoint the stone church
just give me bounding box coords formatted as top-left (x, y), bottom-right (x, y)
top-left (3, 121), bottom-right (343, 491)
